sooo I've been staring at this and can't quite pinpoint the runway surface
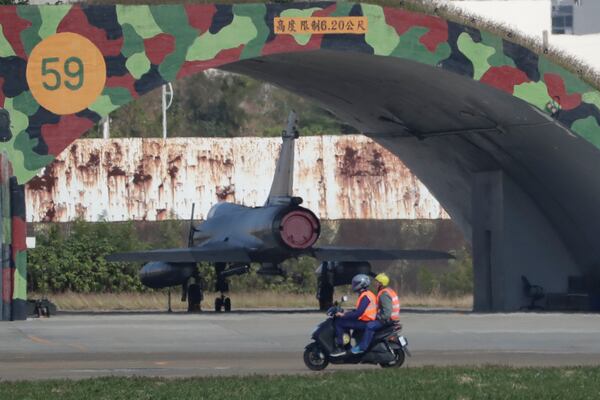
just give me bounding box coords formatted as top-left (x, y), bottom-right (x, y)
top-left (1, 310), bottom-right (600, 380)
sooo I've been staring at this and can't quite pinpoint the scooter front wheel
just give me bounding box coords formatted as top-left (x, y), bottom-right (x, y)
top-left (303, 343), bottom-right (329, 371)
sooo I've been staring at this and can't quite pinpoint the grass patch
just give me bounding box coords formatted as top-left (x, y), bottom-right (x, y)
top-left (2, 367), bottom-right (600, 399)
top-left (33, 291), bottom-right (472, 311)
top-left (34, 291), bottom-right (318, 311)
top-left (402, 293), bottom-right (472, 309)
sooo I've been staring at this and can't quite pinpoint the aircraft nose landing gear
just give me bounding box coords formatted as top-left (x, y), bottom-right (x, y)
top-left (213, 262), bottom-right (251, 312)
top-left (215, 263), bottom-right (232, 312)
top-left (215, 294), bottom-right (232, 312)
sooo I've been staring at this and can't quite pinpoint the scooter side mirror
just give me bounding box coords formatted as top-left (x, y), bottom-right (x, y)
top-left (341, 295), bottom-right (348, 303)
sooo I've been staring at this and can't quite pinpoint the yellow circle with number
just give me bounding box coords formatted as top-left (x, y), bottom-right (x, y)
top-left (26, 32), bottom-right (106, 115)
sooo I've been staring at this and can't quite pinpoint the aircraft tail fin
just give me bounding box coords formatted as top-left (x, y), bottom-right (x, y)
top-left (266, 111), bottom-right (299, 206)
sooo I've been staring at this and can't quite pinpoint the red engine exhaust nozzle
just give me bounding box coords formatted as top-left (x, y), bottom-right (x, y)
top-left (279, 209), bottom-right (320, 249)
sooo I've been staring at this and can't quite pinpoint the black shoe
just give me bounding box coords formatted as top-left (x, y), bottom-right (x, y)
top-left (330, 347), bottom-right (346, 357)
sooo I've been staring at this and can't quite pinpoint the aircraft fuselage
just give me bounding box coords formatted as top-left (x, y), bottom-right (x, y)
top-left (192, 202), bottom-right (320, 263)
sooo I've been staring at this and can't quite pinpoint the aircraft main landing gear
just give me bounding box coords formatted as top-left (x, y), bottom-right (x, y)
top-left (187, 283), bottom-right (203, 313)
top-left (181, 274), bottom-right (204, 313)
top-left (317, 262), bottom-right (335, 311)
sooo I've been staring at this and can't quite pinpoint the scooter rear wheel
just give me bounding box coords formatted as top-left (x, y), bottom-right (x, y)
top-left (303, 343), bottom-right (329, 371)
top-left (380, 348), bottom-right (405, 368)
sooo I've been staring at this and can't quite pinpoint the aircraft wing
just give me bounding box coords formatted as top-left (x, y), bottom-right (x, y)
top-left (106, 243), bottom-right (251, 263)
top-left (310, 247), bottom-right (454, 261)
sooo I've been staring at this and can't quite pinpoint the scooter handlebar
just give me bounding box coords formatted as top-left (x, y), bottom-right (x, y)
top-left (326, 305), bottom-right (344, 317)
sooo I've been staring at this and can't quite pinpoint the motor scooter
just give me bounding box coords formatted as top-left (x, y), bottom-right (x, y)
top-left (303, 296), bottom-right (410, 371)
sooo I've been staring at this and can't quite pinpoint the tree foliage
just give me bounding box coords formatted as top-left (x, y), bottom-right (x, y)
top-left (87, 71), bottom-right (357, 138)
top-left (27, 220), bottom-right (319, 294)
top-left (28, 220), bottom-right (468, 296)
top-left (28, 221), bottom-right (147, 293)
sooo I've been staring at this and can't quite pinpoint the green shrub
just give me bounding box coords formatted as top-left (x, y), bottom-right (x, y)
top-left (28, 221), bottom-right (147, 293)
top-left (27, 221), bottom-right (320, 294)
top-left (416, 247), bottom-right (473, 296)
top-left (28, 220), bottom-right (467, 296)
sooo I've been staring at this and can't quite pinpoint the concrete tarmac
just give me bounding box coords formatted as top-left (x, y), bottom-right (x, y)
top-left (1, 310), bottom-right (600, 380)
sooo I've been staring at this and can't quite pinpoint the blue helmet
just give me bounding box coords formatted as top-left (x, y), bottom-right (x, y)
top-left (351, 274), bottom-right (370, 293)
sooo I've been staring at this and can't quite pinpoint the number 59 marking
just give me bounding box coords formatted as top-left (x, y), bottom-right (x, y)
top-left (41, 57), bottom-right (84, 91)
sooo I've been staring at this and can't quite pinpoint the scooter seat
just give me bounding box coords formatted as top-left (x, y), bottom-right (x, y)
top-left (372, 323), bottom-right (400, 342)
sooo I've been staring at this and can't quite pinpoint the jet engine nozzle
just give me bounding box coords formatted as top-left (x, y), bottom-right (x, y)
top-left (278, 208), bottom-right (320, 249)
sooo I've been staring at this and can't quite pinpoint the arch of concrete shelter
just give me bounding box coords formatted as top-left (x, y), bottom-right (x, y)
top-left (1, 2), bottom-right (600, 312)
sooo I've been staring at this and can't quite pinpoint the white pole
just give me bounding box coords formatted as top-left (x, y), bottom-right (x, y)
top-left (162, 83), bottom-right (174, 140)
top-left (162, 84), bottom-right (167, 140)
top-left (102, 116), bottom-right (110, 139)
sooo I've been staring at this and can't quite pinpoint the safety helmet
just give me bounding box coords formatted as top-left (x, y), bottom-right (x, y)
top-left (351, 274), bottom-right (371, 293)
top-left (375, 273), bottom-right (390, 287)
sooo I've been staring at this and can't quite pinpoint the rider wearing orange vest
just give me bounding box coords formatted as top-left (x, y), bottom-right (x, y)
top-left (331, 274), bottom-right (377, 357)
top-left (361, 273), bottom-right (401, 351)
top-left (376, 274), bottom-right (401, 322)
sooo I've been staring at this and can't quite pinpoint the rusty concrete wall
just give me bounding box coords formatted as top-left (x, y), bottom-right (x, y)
top-left (25, 136), bottom-right (448, 222)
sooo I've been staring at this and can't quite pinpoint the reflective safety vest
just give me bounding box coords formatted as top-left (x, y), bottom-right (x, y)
top-left (377, 287), bottom-right (401, 321)
top-left (356, 290), bottom-right (377, 321)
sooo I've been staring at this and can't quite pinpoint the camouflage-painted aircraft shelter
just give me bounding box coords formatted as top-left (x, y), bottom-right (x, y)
top-left (1, 2), bottom-right (600, 318)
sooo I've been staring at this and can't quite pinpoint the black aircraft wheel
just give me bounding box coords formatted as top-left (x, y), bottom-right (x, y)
top-left (380, 348), bottom-right (405, 368)
top-left (36, 306), bottom-right (49, 318)
top-left (215, 297), bottom-right (223, 312)
top-left (187, 284), bottom-right (202, 312)
top-left (223, 297), bottom-right (231, 312)
top-left (303, 343), bottom-right (329, 371)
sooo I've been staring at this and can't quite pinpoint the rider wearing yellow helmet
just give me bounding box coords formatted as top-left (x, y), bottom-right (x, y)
top-left (375, 272), bottom-right (389, 286)
top-left (374, 273), bottom-right (400, 322)
top-left (360, 273), bottom-right (401, 351)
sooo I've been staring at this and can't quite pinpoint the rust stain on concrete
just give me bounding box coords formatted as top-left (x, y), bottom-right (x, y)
top-left (25, 136), bottom-right (448, 222)
top-left (28, 162), bottom-right (58, 193)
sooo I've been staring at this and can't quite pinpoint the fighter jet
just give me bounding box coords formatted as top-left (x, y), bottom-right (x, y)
top-left (107, 112), bottom-right (452, 311)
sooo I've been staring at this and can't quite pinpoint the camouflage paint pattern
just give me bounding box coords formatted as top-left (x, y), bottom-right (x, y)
top-left (1, 2), bottom-right (600, 319)
top-left (9, 176), bottom-right (26, 320)
top-left (0, 154), bottom-right (10, 320)
top-left (0, 2), bottom-right (597, 184)
top-left (0, 162), bottom-right (26, 321)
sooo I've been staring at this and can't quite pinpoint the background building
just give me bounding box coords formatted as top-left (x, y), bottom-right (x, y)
top-left (448, 0), bottom-right (600, 69)
top-left (552, 0), bottom-right (600, 35)
top-left (25, 137), bottom-right (448, 222)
